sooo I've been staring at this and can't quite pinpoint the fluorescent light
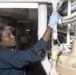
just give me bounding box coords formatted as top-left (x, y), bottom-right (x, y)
top-left (26, 29), bottom-right (30, 31)
top-left (0, 3), bottom-right (38, 8)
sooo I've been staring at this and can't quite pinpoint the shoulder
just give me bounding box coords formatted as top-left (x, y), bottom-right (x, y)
top-left (0, 46), bottom-right (18, 57)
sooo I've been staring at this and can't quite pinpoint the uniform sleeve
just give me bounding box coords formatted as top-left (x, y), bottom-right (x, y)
top-left (30, 38), bottom-right (48, 55)
top-left (3, 38), bottom-right (48, 68)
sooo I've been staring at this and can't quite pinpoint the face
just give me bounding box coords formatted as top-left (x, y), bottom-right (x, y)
top-left (0, 27), bottom-right (16, 48)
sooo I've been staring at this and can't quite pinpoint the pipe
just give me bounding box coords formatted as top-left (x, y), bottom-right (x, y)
top-left (50, 45), bottom-right (63, 75)
top-left (50, 1), bottom-right (59, 40)
top-left (38, 4), bottom-right (47, 39)
top-left (49, 0), bottom-right (63, 40)
top-left (74, 24), bottom-right (76, 36)
top-left (51, 61), bottom-right (57, 69)
top-left (51, 48), bottom-right (60, 61)
top-left (62, 5), bottom-right (76, 14)
top-left (71, 0), bottom-right (76, 7)
top-left (62, 17), bottom-right (76, 24)
top-left (61, 11), bottom-right (76, 24)
top-left (72, 4), bottom-right (76, 12)
top-left (48, 1), bottom-right (63, 75)
top-left (62, 0), bottom-right (76, 14)
top-left (38, 4), bottom-right (52, 75)
top-left (62, 11), bottom-right (76, 20)
top-left (51, 45), bottom-right (63, 61)
top-left (51, 61), bottom-right (57, 75)
top-left (49, 1), bottom-right (58, 47)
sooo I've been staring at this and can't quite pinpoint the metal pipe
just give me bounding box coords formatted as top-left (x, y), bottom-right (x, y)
top-left (51, 45), bottom-right (63, 75)
top-left (51, 45), bottom-right (63, 61)
top-left (61, 10), bottom-right (76, 24)
top-left (38, 4), bottom-right (52, 75)
top-left (74, 24), bottom-right (76, 36)
top-left (51, 49), bottom-right (60, 60)
top-left (50, 0), bottom-right (60, 41)
top-left (62, 17), bottom-right (76, 24)
top-left (38, 4), bottom-right (47, 39)
top-left (71, 4), bottom-right (76, 12)
top-left (71, 0), bottom-right (76, 6)
top-left (51, 61), bottom-right (57, 69)
top-left (62, 0), bottom-right (76, 14)
top-left (62, 11), bottom-right (76, 20)
top-left (67, 0), bottom-right (71, 45)
top-left (51, 48), bottom-right (62, 61)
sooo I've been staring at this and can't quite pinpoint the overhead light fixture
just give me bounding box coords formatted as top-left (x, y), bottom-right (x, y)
top-left (26, 29), bottom-right (30, 32)
top-left (0, 3), bottom-right (38, 8)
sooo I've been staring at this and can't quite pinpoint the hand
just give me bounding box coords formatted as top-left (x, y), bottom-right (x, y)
top-left (48, 12), bottom-right (60, 29)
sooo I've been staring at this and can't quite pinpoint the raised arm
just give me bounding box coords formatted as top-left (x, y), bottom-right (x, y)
top-left (42, 12), bottom-right (60, 42)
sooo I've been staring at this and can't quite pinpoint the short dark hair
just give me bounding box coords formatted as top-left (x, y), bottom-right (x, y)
top-left (0, 22), bottom-right (10, 41)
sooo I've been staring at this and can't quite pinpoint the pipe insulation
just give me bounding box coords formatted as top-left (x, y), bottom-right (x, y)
top-left (51, 45), bottom-right (63, 61)
top-left (71, 4), bottom-right (76, 12)
top-left (62, 0), bottom-right (76, 14)
top-left (61, 11), bottom-right (76, 24)
top-left (62, 17), bottom-right (76, 24)
top-left (51, 61), bottom-right (58, 75)
top-left (71, 0), bottom-right (76, 6)
top-left (62, 11), bottom-right (76, 20)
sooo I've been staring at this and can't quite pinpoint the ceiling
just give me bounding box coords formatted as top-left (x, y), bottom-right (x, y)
top-left (0, 8), bottom-right (38, 30)
top-left (0, 0), bottom-right (75, 30)
top-left (0, 8), bottom-right (38, 22)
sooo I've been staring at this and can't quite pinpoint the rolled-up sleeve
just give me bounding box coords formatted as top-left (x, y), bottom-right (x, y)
top-left (1, 38), bottom-right (48, 68)
top-left (31, 38), bottom-right (48, 54)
